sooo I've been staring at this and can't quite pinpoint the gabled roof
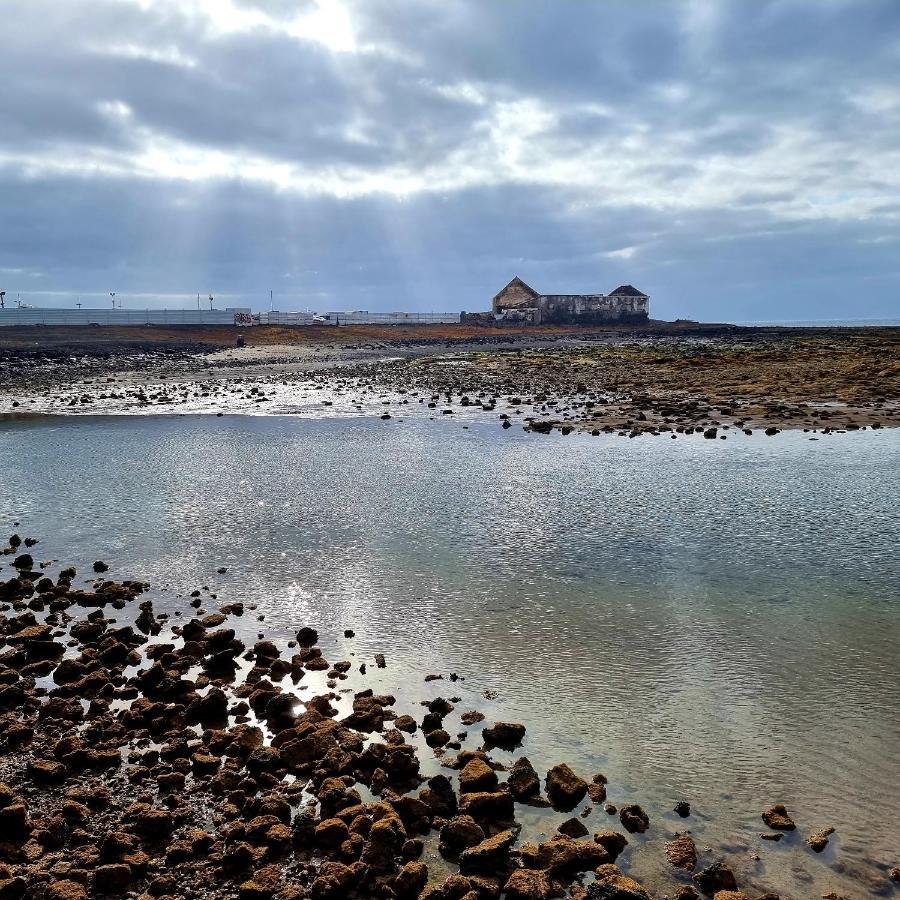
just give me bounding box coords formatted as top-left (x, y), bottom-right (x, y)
top-left (494, 276), bottom-right (540, 302)
top-left (609, 284), bottom-right (648, 298)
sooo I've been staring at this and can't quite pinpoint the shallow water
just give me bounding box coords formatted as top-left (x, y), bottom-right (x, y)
top-left (3, 416), bottom-right (899, 897)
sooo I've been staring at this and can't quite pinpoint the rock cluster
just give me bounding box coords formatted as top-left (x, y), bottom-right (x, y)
top-left (0, 540), bottom-right (886, 899)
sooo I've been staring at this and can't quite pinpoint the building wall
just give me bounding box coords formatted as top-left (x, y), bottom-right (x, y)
top-left (538, 294), bottom-right (648, 324)
top-left (493, 282), bottom-right (538, 313)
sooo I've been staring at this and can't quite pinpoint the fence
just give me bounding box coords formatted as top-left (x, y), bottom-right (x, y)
top-left (258, 310), bottom-right (460, 326)
top-left (0, 307), bottom-right (463, 328)
top-left (0, 308), bottom-right (242, 327)
top-left (326, 311), bottom-right (460, 325)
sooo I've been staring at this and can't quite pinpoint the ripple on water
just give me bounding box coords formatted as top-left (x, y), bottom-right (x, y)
top-left (0, 416), bottom-right (898, 897)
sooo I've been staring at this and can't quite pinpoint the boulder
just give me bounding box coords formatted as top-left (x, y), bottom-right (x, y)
top-left (586, 871), bottom-right (651, 900)
top-left (761, 804), bottom-right (795, 830)
top-left (439, 816), bottom-right (485, 854)
top-left (807, 826), bottom-right (834, 852)
top-left (459, 828), bottom-right (518, 873)
top-left (557, 817), bottom-right (588, 838)
top-left (458, 790), bottom-right (515, 824)
top-left (593, 831), bottom-right (628, 861)
top-left (519, 836), bottom-right (609, 874)
top-left (665, 832), bottom-right (697, 869)
top-left (508, 757), bottom-right (541, 801)
top-left (504, 869), bottom-right (559, 900)
top-left (545, 763), bottom-right (587, 810)
top-left (94, 863), bottom-right (133, 892)
top-left (46, 882), bottom-right (89, 900)
top-left (619, 804), bottom-right (649, 834)
top-left (459, 758), bottom-right (499, 793)
top-left (693, 862), bottom-right (737, 896)
top-left (482, 721), bottom-right (526, 748)
top-left (393, 861), bottom-right (428, 898)
top-left (296, 627), bottom-right (318, 646)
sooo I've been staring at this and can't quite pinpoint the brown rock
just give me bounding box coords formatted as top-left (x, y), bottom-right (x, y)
top-left (508, 757), bottom-right (541, 801)
top-left (315, 818), bottom-right (349, 847)
top-left (806, 826), bottom-right (834, 852)
top-left (665, 832), bottom-right (697, 870)
top-left (593, 831), bottom-right (628, 861)
top-left (459, 829), bottom-right (517, 873)
top-left (458, 790), bottom-right (514, 824)
top-left (46, 882), bottom-right (89, 900)
top-left (27, 759), bottom-right (67, 783)
top-left (761, 804), bottom-right (795, 830)
top-left (557, 817), bottom-right (589, 838)
top-left (459, 758), bottom-right (499, 793)
top-left (586, 871), bottom-right (650, 899)
top-left (619, 804), bottom-right (649, 834)
top-left (439, 815), bottom-right (485, 854)
top-left (504, 868), bottom-right (558, 900)
top-left (693, 862), bottom-right (737, 896)
top-left (425, 728), bottom-right (451, 748)
top-left (519, 836), bottom-right (610, 874)
top-left (674, 888), bottom-right (700, 900)
top-left (94, 863), bottom-right (133, 892)
top-left (482, 722), bottom-right (526, 748)
top-left (545, 763), bottom-right (588, 810)
top-left (393, 861), bottom-right (428, 898)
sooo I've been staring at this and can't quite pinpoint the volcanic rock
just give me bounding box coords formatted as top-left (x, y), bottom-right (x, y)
top-left (545, 763), bottom-right (588, 810)
top-left (761, 804), bottom-right (795, 830)
top-left (665, 832), bottom-right (697, 869)
top-left (503, 868), bottom-right (558, 900)
top-left (693, 862), bottom-right (737, 895)
top-left (807, 826), bottom-right (834, 852)
top-left (508, 757), bottom-right (541, 801)
top-left (482, 721), bottom-right (526, 748)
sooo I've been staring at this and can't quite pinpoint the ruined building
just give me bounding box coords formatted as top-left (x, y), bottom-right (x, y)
top-left (485, 276), bottom-right (650, 325)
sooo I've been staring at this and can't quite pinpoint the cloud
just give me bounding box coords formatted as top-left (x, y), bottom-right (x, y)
top-left (0, 0), bottom-right (898, 318)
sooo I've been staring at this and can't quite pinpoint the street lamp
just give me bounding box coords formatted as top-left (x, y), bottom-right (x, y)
top-left (110, 291), bottom-right (116, 309)
top-left (209, 294), bottom-right (214, 311)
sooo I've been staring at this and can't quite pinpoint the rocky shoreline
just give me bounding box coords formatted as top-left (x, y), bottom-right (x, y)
top-left (1, 326), bottom-right (898, 437)
top-left (2, 538), bottom-right (896, 900)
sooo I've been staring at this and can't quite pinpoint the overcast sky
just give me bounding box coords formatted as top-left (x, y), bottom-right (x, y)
top-left (2, 0), bottom-right (899, 320)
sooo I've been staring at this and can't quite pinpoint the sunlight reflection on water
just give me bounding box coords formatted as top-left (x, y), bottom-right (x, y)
top-left (2, 416), bottom-right (898, 897)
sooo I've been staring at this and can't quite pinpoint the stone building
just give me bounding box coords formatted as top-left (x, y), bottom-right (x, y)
top-left (489, 277), bottom-right (649, 325)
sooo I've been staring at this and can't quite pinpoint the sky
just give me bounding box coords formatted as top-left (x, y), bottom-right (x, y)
top-left (2, 0), bottom-right (900, 321)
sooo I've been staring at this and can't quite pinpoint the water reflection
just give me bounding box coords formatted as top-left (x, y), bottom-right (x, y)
top-left (2, 416), bottom-right (898, 897)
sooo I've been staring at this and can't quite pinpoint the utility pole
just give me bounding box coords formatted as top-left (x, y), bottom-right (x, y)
top-left (209, 294), bottom-right (214, 311)
top-left (0, 291), bottom-right (5, 310)
top-left (197, 293), bottom-right (200, 311)
top-left (270, 289), bottom-right (273, 311)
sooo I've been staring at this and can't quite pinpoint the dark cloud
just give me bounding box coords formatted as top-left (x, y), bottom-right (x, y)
top-left (0, 0), bottom-right (898, 319)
